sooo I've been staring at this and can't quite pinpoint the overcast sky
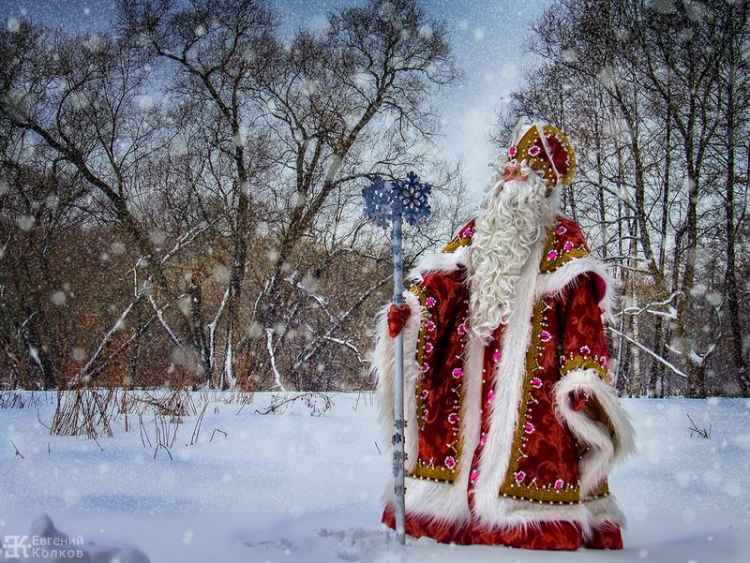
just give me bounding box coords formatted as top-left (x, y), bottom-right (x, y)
top-left (0, 0), bottom-right (551, 202)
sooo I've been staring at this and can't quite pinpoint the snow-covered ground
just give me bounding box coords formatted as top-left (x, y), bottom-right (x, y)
top-left (2, 391), bottom-right (749, 562)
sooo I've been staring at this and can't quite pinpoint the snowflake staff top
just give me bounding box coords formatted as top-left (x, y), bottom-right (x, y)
top-left (362, 172), bottom-right (432, 229)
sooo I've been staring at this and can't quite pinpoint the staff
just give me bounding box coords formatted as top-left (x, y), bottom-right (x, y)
top-left (363, 172), bottom-right (431, 546)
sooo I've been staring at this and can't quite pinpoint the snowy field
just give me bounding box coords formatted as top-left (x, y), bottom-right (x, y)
top-left (2, 391), bottom-right (749, 563)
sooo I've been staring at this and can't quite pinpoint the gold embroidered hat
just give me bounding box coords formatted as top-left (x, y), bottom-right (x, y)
top-left (507, 122), bottom-right (576, 188)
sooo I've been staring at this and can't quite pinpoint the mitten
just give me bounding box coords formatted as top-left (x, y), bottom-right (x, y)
top-left (387, 303), bottom-right (412, 338)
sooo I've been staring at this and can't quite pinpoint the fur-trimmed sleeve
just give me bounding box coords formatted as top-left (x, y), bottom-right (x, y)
top-left (552, 275), bottom-right (636, 497)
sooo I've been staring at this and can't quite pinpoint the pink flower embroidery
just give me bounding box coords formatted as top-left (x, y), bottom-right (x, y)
top-left (540, 330), bottom-right (552, 343)
top-left (462, 228), bottom-right (473, 238)
top-left (515, 471), bottom-right (526, 484)
top-left (529, 145), bottom-right (541, 157)
top-left (457, 324), bottom-right (469, 335)
top-left (448, 412), bottom-right (459, 425)
top-left (445, 456), bottom-right (457, 470)
top-left (508, 145), bottom-right (518, 158)
top-left (425, 342), bottom-right (434, 354)
top-left (421, 362), bottom-right (430, 373)
top-left (563, 241), bottom-right (574, 252)
top-left (426, 321), bottom-right (436, 332)
top-left (470, 469), bottom-right (479, 484)
top-left (492, 350), bottom-right (501, 363)
top-left (487, 389), bottom-right (495, 403)
top-left (452, 368), bottom-right (464, 379)
top-left (555, 226), bottom-right (567, 236)
top-left (580, 345), bottom-right (591, 357)
top-left (523, 422), bottom-right (535, 434)
top-left (425, 296), bottom-right (437, 307)
top-left (547, 249), bottom-right (558, 261)
top-left (531, 377), bottom-right (543, 389)
top-left (554, 479), bottom-right (565, 491)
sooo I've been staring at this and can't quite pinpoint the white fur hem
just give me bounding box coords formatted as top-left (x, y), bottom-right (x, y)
top-left (392, 479), bottom-right (628, 536)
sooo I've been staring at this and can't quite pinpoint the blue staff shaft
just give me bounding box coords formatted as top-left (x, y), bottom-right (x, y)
top-left (392, 213), bottom-right (406, 545)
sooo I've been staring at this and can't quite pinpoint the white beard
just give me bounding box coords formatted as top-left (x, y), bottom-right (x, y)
top-left (467, 172), bottom-right (556, 341)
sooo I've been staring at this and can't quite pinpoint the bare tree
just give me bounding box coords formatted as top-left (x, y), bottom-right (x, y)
top-left (0, 20), bottom-right (210, 387)
top-left (118, 0), bottom-right (459, 391)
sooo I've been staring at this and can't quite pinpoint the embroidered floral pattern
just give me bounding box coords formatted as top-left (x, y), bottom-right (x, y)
top-left (499, 298), bottom-right (584, 504)
top-left (408, 282), bottom-right (466, 483)
top-left (561, 355), bottom-right (610, 383)
top-left (540, 218), bottom-right (590, 273)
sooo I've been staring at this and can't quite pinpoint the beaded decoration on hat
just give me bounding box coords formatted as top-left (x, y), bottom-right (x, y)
top-left (507, 122), bottom-right (576, 188)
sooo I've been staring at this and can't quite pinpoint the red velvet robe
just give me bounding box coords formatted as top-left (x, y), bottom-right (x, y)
top-left (374, 216), bottom-right (635, 550)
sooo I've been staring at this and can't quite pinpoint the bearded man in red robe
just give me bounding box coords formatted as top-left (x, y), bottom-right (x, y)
top-left (373, 122), bottom-right (635, 550)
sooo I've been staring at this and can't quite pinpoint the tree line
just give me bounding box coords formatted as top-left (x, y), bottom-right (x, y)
top-left (2, 0), bottom-right (748, 398)
top-left (501, 0), bottom-right (750, 397)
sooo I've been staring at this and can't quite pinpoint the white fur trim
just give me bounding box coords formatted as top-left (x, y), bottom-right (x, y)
top-left (373, 290), bottom-right (422, 469)
top-left (470, 235), bottom-right (551, 528)
top-left (407, 246), bottom-right (469, 282)
top-left (553, 368), bottom-right (636, 497)
top-left (585, 494), bottom-right (628, 533)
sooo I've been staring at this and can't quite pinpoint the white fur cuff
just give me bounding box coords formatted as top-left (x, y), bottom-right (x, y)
top-left (553, 368), bottom-right (636, 497)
